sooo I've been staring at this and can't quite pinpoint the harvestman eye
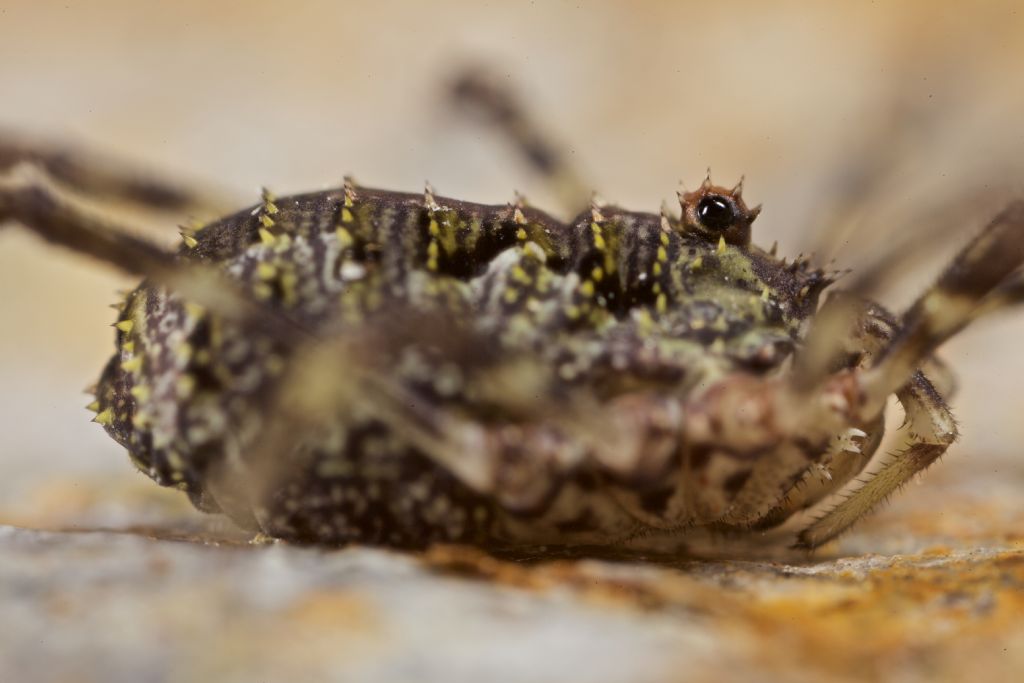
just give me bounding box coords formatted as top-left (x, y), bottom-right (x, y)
top-left (696, 194), bottom-right (737, 231)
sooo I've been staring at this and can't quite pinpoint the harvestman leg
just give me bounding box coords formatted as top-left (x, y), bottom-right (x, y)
top-left (2, 164), bottom-right (320, 536)
top-left (449, 69), bottom-right (593, 216)
top-left (727, 298), bottom-right (907, 531)
top-left (0, 165), bottom-right (307, 342)
top-left (0, 134), bottom-right (230, 216)
top-left (792, 201), bottom-right (1024, 547)
top-left (796, 373), bottom-right (957, 547)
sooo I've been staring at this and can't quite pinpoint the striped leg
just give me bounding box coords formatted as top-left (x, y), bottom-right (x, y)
top-left (449, 69), bottom-right (592, 216)
top-left (859, 200), bottom-right (1024, 413)
top-left (0, 134), bottom-right (229, 215)
top-left (793, 201), bottom-right (1024, 403)
top-left (0, 166), bottom-right (305, 342)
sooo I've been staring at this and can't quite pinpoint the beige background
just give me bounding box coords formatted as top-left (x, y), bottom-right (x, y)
top-left (1, 0), bottom-right (1023, 534)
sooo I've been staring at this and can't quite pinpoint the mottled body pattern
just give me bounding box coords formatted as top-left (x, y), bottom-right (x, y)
top-left (5, 131), bottom-right (1024, 551)
top-left (88, 180), bottom-right (875, 550)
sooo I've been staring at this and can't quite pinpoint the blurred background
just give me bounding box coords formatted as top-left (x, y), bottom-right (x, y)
top-left (1, 0), bottom-right (1023, 537)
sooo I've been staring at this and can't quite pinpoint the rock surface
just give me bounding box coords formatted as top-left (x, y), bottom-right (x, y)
top-left (2, 468), bottom-right (1022, 683)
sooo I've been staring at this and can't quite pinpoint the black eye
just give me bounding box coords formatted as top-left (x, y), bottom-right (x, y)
top-left (696, 194), bottom-right (736, 231)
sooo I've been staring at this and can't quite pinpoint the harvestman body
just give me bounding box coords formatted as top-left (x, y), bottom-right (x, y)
top-left (2, 78), bottom-right (1022, 553)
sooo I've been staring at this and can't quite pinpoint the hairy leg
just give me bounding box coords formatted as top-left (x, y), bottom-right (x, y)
top-left (723, 420), bottom-right (882, 531)
top-left (666, 369), bottom-right (870, 533)
top-left (796, 371), bottom-right (957, 548)
top-left (783, 201), bottom-right (1024, 547)
top-left (730, 299), bottom-right (901, 531)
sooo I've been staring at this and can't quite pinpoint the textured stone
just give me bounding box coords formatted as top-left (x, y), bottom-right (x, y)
top-left (1, 467), bottom-right (1022, 683)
